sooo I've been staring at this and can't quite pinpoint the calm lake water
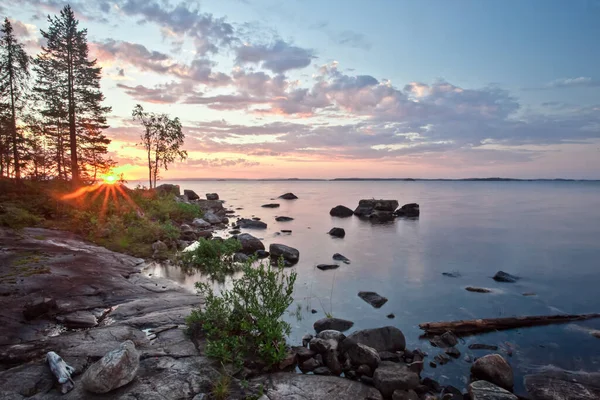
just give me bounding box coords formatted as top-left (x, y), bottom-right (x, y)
top-left (143, 180), bottom-right (600, 394)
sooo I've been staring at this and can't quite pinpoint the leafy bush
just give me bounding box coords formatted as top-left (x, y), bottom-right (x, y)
top-left (180, 238), bottom-right (242, 282)
top-left (0, 205), bottom-right (42, 229)
top-left (187, 259), bottom-right (297, 367)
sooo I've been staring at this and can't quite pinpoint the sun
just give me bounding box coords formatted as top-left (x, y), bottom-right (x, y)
top-left (102, 175), bottom-right (117, 184)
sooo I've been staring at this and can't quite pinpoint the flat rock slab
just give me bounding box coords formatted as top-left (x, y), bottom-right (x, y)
top-left (257, 372), bottom-right (383, 400)
top-left (469, 380), bottom-right (517, 400)
top-left (314, 317), bottom-right (354, 333)
top-left (333, 253), bottom-right (351, 264)
top-left (358, 291), bottom-right (388, 308)
top-left (317, 264), bottom-right (339, 270)
top-left (262, 203), bottom-right (280, 208)
top-left (525, 369), bottom-right (600, 400)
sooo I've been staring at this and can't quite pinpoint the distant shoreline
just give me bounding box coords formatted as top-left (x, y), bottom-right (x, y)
top-left (130, 177), bottom-right (600, 182)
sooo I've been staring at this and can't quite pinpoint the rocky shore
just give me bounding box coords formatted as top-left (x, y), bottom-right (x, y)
top-left (1, 188), bottom-right (598, 399)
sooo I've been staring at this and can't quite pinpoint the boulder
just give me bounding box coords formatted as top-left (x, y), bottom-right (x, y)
top-left (233, 252), bottom-right (250, 263)
top-left (292, 346), bottom-right (316, 361)
top-left (328, 227), bottom-right (345, 238)
top-left (183, 189), bottom-right (199, 200)
top-left (343, 326), bottom-right (406, 353)
top-left (309, 338), bottom-right (336, 353)
top-left (196, 230), bottom-right (213, 239)
top-left (203, 211), bottom-right (222, 225)
top-left (236, 233), bottom-right (265, 254)
top-left (81, 340), bottom-right (139, 393)
top-left (314, 318), bottom-right (354, 333)
top-left (368, 210), bottom-right (395, 222)
top-left (468, 380), bottom-right (517, 400)
top-left (324, 350), bottom-right (342, 375)
top-left (269, 243), bottom-right (300, 264)
top-left (151, 240), bottom-right (168, 258)
top-left (471, 354), bottom-right (514, 391)
top-left (262, 203), bottom-right (280, 208)
top-left (394, 203), bottom-right (420, 217)
top-left (346, 343), bottom-right (380, 370)
top-left (445, 347), bottom-right (461, 358)
top-left (316, 330), bottom-right (346, 343)
top-left (155, 184), bottom-right (180, 196)
top-left (23, 297), bottom-right (57, 320)
top-left (524, 368), bottom-right (600, 400)
top-left (278, 193), bottom-right (298, 200)
top-left (430, 331), bottom-right (458, 348)
top-left (300, 358), bottom-right (320, 372)
top-left (238, 219), bottom-right (267, 229)
top-left (373, 361), bottom-right (420, 398)
top-left (192, 218), bottom-right (211, 229)
top-left (492, 271), bottom-right (519, 283)
top-left (313, 366), bottom-right (332, 375)
top-left (354, 199), bottom-right (399, 217)
top-left (358, 291), bottom-right (388, 308)
top-left (333, 253), bottom-right (351, 264)
top-left (317, 264), bottom-right (339, 270)
top-left (392, 389), bottom-right (419, 400)
top-left (206, 193), bottom-right (219, 200)
top-left (56, 311), bottom-right (98, 329)
top-left (275, 216), bottom-right (294, 222)
top-left (330, 205), bottom-right (354, 218)
top-left (197, 199), bottom-right (224, 212)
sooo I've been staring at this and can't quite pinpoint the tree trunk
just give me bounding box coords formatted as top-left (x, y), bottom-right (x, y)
top-left (7, 50), bottom-right (20, 180)
top-left (67, 38), bottom-right (79, 186)
top-left (419, 313), bottom-right (600, 336)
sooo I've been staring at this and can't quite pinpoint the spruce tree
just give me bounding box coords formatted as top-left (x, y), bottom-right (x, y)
top-left (0, 18), bottom-right (31, 180)
top-left (35, 6), bottom-right (111, 185)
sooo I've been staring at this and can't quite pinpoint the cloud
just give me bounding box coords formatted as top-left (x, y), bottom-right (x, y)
top-left (185, 158), bottom-right (260, 168)
top-left (116, 82), bottom-right (196, 104)
top-left (525, 77), bottom-right (600, 90)
top-left (235, 40), bottom-right (315, 73)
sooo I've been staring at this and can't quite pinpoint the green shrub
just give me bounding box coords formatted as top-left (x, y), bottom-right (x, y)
top-left (0, 205), bottom-right (42, 229)
top-left (187, 259), bottom-right (297, 367)
top-left (180, 238), bottom-right (242, 282)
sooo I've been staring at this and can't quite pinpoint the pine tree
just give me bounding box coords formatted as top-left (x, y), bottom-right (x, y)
top-left (0, 18), bottom-right (31, 180)
top-left (35, 6), bottom-right (111, 185)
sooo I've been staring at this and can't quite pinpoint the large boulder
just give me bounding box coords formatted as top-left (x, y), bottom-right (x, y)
top-left (354, 199), bottom-right (399, 217)
top-left (343, 326), bottom-right (406, 353)
top-left (236, 233), bottom-right (265, 255)
top-left (206, 193), bottom-right (219, 200)
top-left (373, 361), bottom-right (420, 398)
top-left (314, 318), bottom-right (354, 333)
top-left (330, 205), bottom-right (354, 218)
top-left (203, 211), bottom-right (223, 225)
top-left (183, 189), bottom-right (199, 200)
top-left (328, 227), bottom-right (345, 238)
top-left (155, 184), bottom-right (180, 196)
top-left (192, 218), bottom-right (211, 229)
top-left (278, 192), bottom-right (298, 200)
top-left (197, 199), bottom-right (224, 213)
top-left (524, 368), bottom-right (600, 400)
top-left (238, 219), bottom-right (267, 229)
top-left (81, 340), bottom-right (139, 393)
top-left (394, 203), bottom-right (420, 217)
top-left (469, 380), bottom-right (517, 400)
top-left (471, 354), bottom-right (514, 391)
top-left (346, 343), bottom-right (380, 370)
top-left (269, 243), bottom-right (300, 264)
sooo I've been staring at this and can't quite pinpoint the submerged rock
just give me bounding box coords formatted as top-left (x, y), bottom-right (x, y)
top-left (317, 264), bottom-right (339, 270)
top-left (275, 216), bottom-right (294, 222)
top-left (333, 253), bottom-right (351, 264)
top-left (328, 227), bottom-right (346, 238)
top-left (269, 243), bottom-right (300, 264)
top-left (469, 380), bottom-right (517, 400)
top-left (314, 317), bottom-right (354, 333)
top-left (493, 271), bottom-right (519, 283)
top-left (394, 203), bottom-right (420, 217)
top-left (330, 205), bottom-right (354, 218)
top-left (469, 344), bottom-right (499, 351)
top-left (466, 286), bottom-right (492, 293)
top-left (442, 271), bottom-right (461, 278)
top-left (471, 354), bottom-right (514, 391)
top-left (262, 203), bottom-right (280, 208)
top-left (278, 192), bottom-right (298, 200)
top-left (81, 340), bottom-right (139, 393)
top-left (238, 219), bottom-right (267, 229)
top-left (236, 233), bottom-right (265, 254)
top-left (358, 291), bottom-right (388, 308)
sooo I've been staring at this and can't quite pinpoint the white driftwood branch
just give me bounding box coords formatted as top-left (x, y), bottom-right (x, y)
top-left (47, 351), bottom-right (75, 394)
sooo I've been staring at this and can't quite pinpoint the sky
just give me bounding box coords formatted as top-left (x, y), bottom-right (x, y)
top-left (2, 0), bottom-right (600, 179)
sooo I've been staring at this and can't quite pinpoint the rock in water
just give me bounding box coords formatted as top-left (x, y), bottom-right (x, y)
top-left (279, 192), bottom-right (298, 200)
top-left (333, 253), bottom-right (351, 264)
top-left (275, 216), bottom-right (294, 221)
top-left (206, 193), bottom-right (219, 200)
top-left (373, 361), bottom-right (420, 398)
top-left (493, 271), bottom-right (519, 283)
top-left (314, 317), bottom-right (354, 333)
top-left (358, 291), bottom-right (388, 308)
top-left (330, 205), bottom-right (354, 218)
top-left (238, 218), bottom-right (267, 229)
top-left (394, 203), bottom-right (420, 217)
top-left (343, 326), bottom-right (406, 353)
top-left (466, 286), bottom-right (491, 293)
top-left (236, 233), bottom-right (265, 254)
top-left (81, 340), bottom-right (139, 393)
top-left (328, 227), bottom-right (346, 238)
top-left (183, 189), bottom-right (199, 200)
top-left (469, 380), bottom-right (517, 400)
top-left (524, 368), bottom-right (600, 400)
top-left (269, 243), bottom-right (300, 264)
top-left (471, 354), bottom-right (514, 391)
top-left (354, 199), bottom-right (399, 217)
top-left (262, 203), bottom-right (280, 208)
top-left (317, 264), bottom-right (339, 270)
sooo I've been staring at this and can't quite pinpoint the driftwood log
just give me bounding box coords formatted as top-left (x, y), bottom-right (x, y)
top-left (419, 313), bottom-right (600, 336)
top-left (47, 351), bottom-right (75, 394)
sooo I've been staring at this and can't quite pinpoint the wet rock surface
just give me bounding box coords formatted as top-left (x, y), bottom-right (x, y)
top-left (328, 227), bottom-right (346, 238)
top-left (524, 368), bottom-right (600, 400)
top-left (471, 354), bottom-right (514, 391)
top-left (358, 291), bottom-right (389, 308)
top-left (269, 243), bottom-right (300, 264)
top-left (314, 317), bottom-right (355, 333)
top-left (330, 205), bottom-right (354, 217)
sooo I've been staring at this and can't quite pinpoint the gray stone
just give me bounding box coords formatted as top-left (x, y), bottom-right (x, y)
top-left (238, 218), bottom-right (267, 229)
top-left (81, 340), bottom-right (140, 393)
top-left (333, 253), bottom-right (351, 264)
top-left (313, 366), bottom-right (332, 375)
top-left (309, 338), bottom-right (336, 353)
top-left (394, 203), bottom-right (420, 217)
top-left (524, 368), bottom-right (600, 400)
top-left (373, 361), bottom-right (420, 398)
top-left (358, 291), bottom-right (388, 308)
top-left (324, 350), bottom-right (342, 375)
top-left (328, 227), bottom-right (345, 238)
top-left (203, 211), bottom-right (222, 224)
top-left (469, 380), bottom-right (517, 400)
top-left (56, 311), bottom-right (98, 329)
top-left (292, 346), bottom-right (316, 361)
top-left (192, 218), bottom-right (211, 229)
top-left (205, 193), bottom-right (219, 200)
top-left (300, 358), bottom-right (320, 372)
top-left (262, 203), bottom-right (280, 208)
top-left (183, 189), bottom-right (199, 200)
top-left (316, 330), bottom-right (346, 343)
top-left (269, 243), bottom-right (300, 264)
top-left (236, 233), bottom-right (265, 254)
top-left (155, 184), bottom-right (180, 196)
top-left (471, 354), bottom-right (514, 391)
top-left (354, 199), bottom-right (399, 217)
top-left (445, 347), bottom-right (461, 358)
top-left (275, 216), bottom-right (294, 221)
top-left (492, 271), bottom-right (519, 283)
top-left (301, 334), bottom-right (313, 347)
top-left (233, 252), bottom-right (250, 263)
top-left (317, 264), bottom-right (339, 270)
top-left (278, 193), bottom-right (298, 200)
top-left (343, 326), bottom-right (406, 353)
top-left (466, 286), bottom-right (492, 293)
top-left (392, 389), bottom-right (419, 400)
top-left (346, 343), bottom-right (380, 370)
top-left (314, 317), bottom-right (354, 333)
top-left (330, 205), bottom-right (354, 218)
